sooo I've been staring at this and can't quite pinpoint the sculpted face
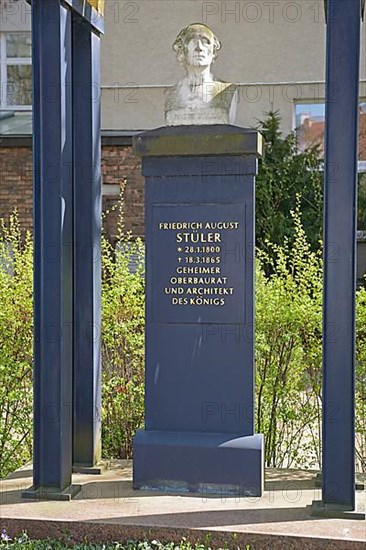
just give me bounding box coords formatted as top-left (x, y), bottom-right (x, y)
top-left (173, 24), bottom-right (221, 69)
top-left (184, 30), bottom-right (215, 68)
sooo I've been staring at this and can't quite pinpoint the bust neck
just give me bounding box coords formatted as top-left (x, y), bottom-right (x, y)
top-left (184, 65), bottom-right (214, 87)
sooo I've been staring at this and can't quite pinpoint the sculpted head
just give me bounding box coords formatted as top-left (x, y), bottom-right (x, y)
top-left (172, 23), bottom-right (221, 69)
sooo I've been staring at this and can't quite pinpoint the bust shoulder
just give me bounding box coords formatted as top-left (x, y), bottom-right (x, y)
top-left (165, 80), bottom-right (237, 126)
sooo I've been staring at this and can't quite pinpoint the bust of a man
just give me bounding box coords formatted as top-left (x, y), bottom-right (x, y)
top-left (165, 23), bottom-right (237, 126)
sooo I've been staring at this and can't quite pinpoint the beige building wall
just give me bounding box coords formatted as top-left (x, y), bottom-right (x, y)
top-left (100, 0), bottom-right (366, 133)
top-left (0, 0), bottom-right (31, 32)
top-left (2, 0), bottom-right (365, 134)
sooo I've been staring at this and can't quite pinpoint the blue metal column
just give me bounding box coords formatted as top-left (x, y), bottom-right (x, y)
top-left (321, 0), bottom-right (361, 511)
top-left (25, 0), bottom-right (78, 499)
top-left (72, 16), bottom-right (102, 469)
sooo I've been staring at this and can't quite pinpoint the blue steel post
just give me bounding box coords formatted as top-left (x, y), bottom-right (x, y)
top-left (322, 0), bottom-right (361, 510)
top-left (26, 0), bottom-right (76, 498)
top-left (72, 17), bottom-right (102, 468)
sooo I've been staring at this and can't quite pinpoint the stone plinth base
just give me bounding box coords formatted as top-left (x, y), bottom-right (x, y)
top-left (72, 460), bottom-right (110, 475)
top-left (22, 484), bottom-right (81, 501)
top-left (133, 430), bottom-right (264, 496)
top-left (309, 500), bottom-right (365, 520)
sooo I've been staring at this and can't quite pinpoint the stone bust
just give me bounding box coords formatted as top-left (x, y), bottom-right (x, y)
top-left (164, 23), bottom-right (237, 126)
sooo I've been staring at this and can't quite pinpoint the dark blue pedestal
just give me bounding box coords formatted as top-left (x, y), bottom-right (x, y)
top-left (134, 431), bottom-right (263, 495)
top-left (133, 125), bottom-right (264, 496)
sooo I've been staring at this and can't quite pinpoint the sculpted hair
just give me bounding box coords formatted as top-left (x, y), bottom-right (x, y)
top-left (172, 23), bottom-right (221, 65)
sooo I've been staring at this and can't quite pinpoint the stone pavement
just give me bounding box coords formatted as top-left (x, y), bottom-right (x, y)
top-left (1, 461), bottom-right (365, 549)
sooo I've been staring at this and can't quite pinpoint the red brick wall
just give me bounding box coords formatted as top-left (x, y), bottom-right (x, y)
top-left (0, 144), bottom-right (144, 242)
top-left (0, 147), bottom-right (33, 232)
top-left (102, 145), bottom-right (144, 243)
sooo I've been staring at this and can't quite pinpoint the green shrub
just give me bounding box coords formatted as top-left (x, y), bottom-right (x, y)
top-left (356, 287), bottom-right (366, 471)
top-left (0, 213), bottom-right (33, 478)
top-left (101, 202), bottom-right (145, 459)
top-left (0, 200), bottom-right (365, 476)
top-left (255, 203), bottom-right (366, 471)
top-left (255, 203), bottom-right (323, 468)
top-left (0, 203), bottom-right (146, 477)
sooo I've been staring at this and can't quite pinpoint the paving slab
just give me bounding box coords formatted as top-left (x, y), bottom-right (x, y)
top-left (1, 461), bottom-right (365, 549)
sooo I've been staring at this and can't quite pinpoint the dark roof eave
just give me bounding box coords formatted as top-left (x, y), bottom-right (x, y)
top-left (0, 131), bottom-right (147, 147)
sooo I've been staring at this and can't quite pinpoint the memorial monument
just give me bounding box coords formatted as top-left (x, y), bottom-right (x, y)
top-left (22, 0), bottom-right (365, 514)
top-left (133, 24), bottom-right (264, 496)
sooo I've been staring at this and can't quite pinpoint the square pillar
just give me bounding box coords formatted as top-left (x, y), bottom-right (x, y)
top-left (133, 125), bottom-right (264, 496)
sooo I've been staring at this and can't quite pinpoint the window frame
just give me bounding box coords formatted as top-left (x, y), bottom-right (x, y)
top-left (293, 99), bottom-right (366, 172)
top-left (0, 32), bottom-right (32, 111)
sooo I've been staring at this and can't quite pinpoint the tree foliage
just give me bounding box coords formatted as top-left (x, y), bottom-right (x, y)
top-left (255, 111), bottom-right (323, 254)
top-left (256, 111), bottom-right (366, 250)
top-left (358, 172), bottom-right (366, 229)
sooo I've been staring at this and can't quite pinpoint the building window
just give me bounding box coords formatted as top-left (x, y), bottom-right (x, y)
top-left (295, 101), bottom-right (366, 169)
top-left (0, 32), bottom-right (32, 110)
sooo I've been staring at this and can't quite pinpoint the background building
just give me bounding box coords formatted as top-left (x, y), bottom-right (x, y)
top-left (1, 0), bottom-right (366, 242)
